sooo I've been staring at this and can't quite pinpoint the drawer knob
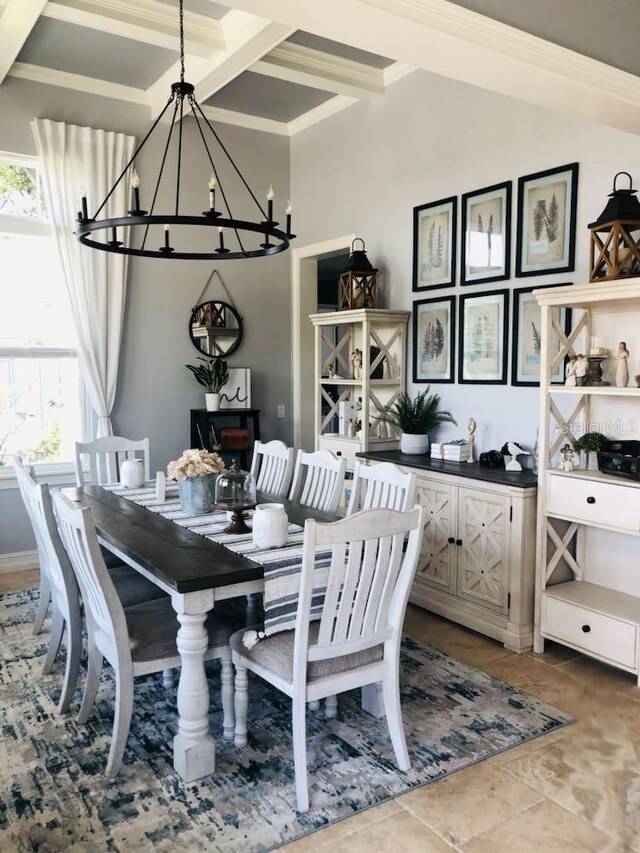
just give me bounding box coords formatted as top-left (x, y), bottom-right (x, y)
top-left (581, 624), bottom-right (591, 633)
top-left (336, 451), bottom-right (342, 457)
top-left (586, 496), bottom-right (596, 504)
top-left (456, 538), bottom-right (462, 546)
top-left (448, 536), bottom-right (455, 544)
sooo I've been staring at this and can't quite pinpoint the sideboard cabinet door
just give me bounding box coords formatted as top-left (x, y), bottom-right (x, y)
top-left (414, 479), bottom-right (457, 595)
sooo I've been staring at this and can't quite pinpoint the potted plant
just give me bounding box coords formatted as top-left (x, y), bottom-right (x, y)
top-left (573, 431), bottom-right (606, 470)
top-left (167, 448), bottom-right (225, 515)
top-left (185, 357), bottom-right (229, 411)
top-left (384, 388), bottom-right (456, 455)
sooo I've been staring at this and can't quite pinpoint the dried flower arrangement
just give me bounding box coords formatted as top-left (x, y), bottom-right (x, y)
top-left (167, 448), bottom-right (224, 481)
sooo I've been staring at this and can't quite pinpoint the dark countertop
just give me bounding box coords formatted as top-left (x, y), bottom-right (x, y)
top-left (356, 451), bottom-right (538, 489)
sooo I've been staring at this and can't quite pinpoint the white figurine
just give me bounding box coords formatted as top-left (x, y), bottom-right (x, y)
top-left (575, 353), bottom-right (588, 385)
top-left (350, 348), bottom-right (362, 381)
top-left (467, 417), bottom-right (476, 464)
top-left (328, 364), bottom-right (339, 380)
top-left (565, 356), bottom-right (577, 387)
top-left (616, 341), bottom-right (630, 388)
top-left (558, 443), bottom-right (575, 472)
top-left (505, 441), bottom-right (530, 472)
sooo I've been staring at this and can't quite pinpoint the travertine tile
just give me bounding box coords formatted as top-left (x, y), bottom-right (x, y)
top-left (488, 727), bottom-right (567, 766)
top-left (557, 653), bottom-right (640, 702)
top-left (310, 808), bottom-right (454, 852)
top-left (398, 760), bottom-right (543, 845)
top-left (0, 568), bottom-right (39, 593)
top-left (281, 801), bottom-right (402, 851)
top-left (525, 639), bottom-right (580, 667)
top-left (460, 799), bottom-right (611, 852)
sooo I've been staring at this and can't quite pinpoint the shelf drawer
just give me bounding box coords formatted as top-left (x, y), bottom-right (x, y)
top-left (542, 593), bottom-right (637, 669)
top-left (547, 474), bottom-right (640, 533)
top-left (318, 436), bottom-right (359, 471)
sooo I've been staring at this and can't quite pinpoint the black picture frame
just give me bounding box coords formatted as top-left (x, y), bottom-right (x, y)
top-left (516, 162), bottom-right (579, 277)
top-left (458, 288), bottom-right (509, 385)
top-left (461, 181), bottom-right (511, 286)
top-left (511, 283), bottom-right (573, 387)
top-left (412, 295), bottom-right (455, 384)
top-left (412, 196), bottom-right (457, 291)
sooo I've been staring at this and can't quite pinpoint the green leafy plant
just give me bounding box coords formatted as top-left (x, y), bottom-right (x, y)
top-left (185, 357), bottom-right (229, 393)
top-left (384, 389), bottom-right (456, 435)
top-left (573, 431), bottom-right (606, 454)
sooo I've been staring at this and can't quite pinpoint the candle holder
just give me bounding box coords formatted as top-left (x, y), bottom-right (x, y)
top-left (586, 355), bottom-right (609, 386)
top-left (215, 460), bottom-right (257, 533)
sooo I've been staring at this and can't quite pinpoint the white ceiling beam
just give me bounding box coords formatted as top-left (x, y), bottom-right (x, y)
top-left (9, 61), bottom-right (149, 105)
top-left (200, 104), bottom-right (289, 136)
top-left (252, 42), bottom-right (385, 101)
top-left (146, 10), bottom-right (294, 118)
top-left (0, 0), bottom-right (47, 85)
top-left (211, 0), bottom-right (640, 136)
top-left (42, 0), bottom-right (225, 59)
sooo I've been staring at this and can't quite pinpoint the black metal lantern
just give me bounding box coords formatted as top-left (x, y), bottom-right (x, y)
top-left (338, 238), bottom-right (378, 310)
top-left (589, 172), bottom-right (640, 282)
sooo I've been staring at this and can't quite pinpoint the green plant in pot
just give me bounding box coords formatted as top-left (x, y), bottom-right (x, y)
top-left (572, 431), bottom-right (606, 470)
top-left (384, 388), bottom-right (456, 455)
top-left (185, 356), bottom-right (229, 412)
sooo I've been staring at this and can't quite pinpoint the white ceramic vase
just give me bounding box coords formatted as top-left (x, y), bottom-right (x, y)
top-left (400, 432), bottom-right (429, 455)
top-left (205, 392), bottom-right (221, 411)
top-left (120, 458), bottom-right (145, 488)
top-left (252, 503), bottom-right (288, 549)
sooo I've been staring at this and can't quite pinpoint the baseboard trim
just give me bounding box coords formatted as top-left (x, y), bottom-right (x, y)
top-left (0, 550), bottom-right (39, 573)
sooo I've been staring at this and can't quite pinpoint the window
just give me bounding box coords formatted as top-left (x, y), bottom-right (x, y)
top-left (0, 152), bottom-right (81, 471)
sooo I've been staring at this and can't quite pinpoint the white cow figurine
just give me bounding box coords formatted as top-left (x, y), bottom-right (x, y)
top-left (505, 441), bottom-right (530, 472)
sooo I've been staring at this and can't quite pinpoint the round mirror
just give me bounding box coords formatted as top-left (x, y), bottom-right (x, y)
top-left (188, 300), bottom-right (243, 358)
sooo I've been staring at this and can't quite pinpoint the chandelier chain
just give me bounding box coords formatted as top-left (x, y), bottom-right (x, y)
top-left (179, 0), bottom-right (185, 84)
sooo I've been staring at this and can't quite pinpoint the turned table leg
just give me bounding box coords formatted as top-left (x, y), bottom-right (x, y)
top-left (172, 590), bottom-right (216, 782)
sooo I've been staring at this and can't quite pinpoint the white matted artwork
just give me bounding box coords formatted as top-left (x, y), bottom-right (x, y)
top-left (461, 181), bottom-right (511, 285)
top-left (412, 196), bottom-right (457, 290)
top-left (511, 285), bottom-right (572, 386)
top-left (220, 368), bottom-right (251, 409)
top-left (412, 296), bottom-right (455, 384)
top-left (458, 289), bottom-right (509, 385)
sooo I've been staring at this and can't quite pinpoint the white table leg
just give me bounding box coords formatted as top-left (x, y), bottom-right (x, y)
top-left (172, 590), bottom-right (216, 782)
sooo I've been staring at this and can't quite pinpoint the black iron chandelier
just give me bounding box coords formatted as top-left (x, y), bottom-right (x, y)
top-left (76, 0), bottom-right (294, 260)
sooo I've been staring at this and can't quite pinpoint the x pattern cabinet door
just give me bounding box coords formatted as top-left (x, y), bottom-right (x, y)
top-left (457, 486), bottom-right (510, 613)
top-left (414, 480), bottom-right (456, 594)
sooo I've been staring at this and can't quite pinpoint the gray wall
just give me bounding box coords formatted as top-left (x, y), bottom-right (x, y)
top-left (290, 69), bottom-right (640, 456)
top-left (0, 77), bottom-right (292, 556)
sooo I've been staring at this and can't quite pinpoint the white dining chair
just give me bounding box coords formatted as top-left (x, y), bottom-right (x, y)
top-left (250, 440), bottom-right (295, 497)
top-left (75, 436), bottom-right (150, 487)
top-left (54, 491), bottom-right (236, 776)
top-left (288, 449), bottom-right (347, 514)
top-left (231, 505), bottom-right (425, 812)
top-left (347, 461), bottom-right (416, 515)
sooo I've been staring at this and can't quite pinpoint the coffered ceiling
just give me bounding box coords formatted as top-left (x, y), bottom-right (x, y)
top-left (1, 0), bottom-right (639, 137)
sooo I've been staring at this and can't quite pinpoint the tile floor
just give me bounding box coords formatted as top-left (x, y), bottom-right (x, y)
top-left (2, 569), bottom-right (637, 852)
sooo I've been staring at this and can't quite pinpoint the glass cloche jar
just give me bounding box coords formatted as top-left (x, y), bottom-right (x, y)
top-left (215, 459), bottom-right (257, 533)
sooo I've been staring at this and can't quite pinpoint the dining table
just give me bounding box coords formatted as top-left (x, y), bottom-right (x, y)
top-left (62, 483), bottom-right (337, 783)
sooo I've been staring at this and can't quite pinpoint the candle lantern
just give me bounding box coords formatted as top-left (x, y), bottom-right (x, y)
top-left (338, 238), bottom-right (378, 310)
top-left (589, 172), bottom-right (640, 282)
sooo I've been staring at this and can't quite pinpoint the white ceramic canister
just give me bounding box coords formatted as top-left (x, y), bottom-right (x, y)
top-left (252, 503), bottom-right (288, 549)
top-left (120, 458), bottom-right (145, 489)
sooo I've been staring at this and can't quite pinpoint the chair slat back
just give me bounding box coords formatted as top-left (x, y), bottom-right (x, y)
top-left (347, 461), bottom-right (416, 515)
top-left (13, 457), bottom-right (77, 603)
top-left (288, 449), bottom-right (347, 514)
top-left (75, 436), bottom-right (150, 487)
top-left (53, 492), bottom-right (127, 656)
top-left (250, 440), bottom-right (295, 497)
top-left (294, 507), bottom-right (424, 680)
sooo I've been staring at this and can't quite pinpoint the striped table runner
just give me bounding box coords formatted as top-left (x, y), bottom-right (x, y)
top-left (104, 483), bottom-right (330, 638)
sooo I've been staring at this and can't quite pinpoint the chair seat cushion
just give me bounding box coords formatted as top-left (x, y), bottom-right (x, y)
top-left (230, 622), bottom-right (383, 683)
top-left (108, 564), bottom-right (168, 608)
top-left (126, 598), bottom-right (234, 663)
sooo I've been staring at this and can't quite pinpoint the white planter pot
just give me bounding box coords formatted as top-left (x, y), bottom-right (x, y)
top-left (205, 392), bottom-right (221, 412)
top-left (400, 432), bottom-right (429, 455)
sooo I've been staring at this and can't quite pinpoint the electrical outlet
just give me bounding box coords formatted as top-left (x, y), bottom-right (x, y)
top-left (277, 404), bottom-right (285, 418)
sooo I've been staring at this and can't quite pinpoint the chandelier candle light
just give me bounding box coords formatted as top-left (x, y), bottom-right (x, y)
top-left (75, 0), bottom-right (295, 261)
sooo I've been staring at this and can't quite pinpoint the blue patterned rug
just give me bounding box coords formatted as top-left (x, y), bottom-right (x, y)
top-left (0, 589), bottom-right (572, 852)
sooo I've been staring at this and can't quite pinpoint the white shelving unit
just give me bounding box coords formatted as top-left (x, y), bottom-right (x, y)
top-left (309, 309), bottom-right (410, 471)
top-left (534, 278), bottom-right (640, 684)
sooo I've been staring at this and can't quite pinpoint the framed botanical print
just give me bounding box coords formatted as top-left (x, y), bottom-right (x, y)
top-left (461, 181), bottom-right (511, 285)
top-left (516, 163), bottom-right (579, 277)
top-left (512, 284), bottom-right (572, 386)
top-left (458, 289), bottom-right (509, 384)
top-left (413, 296), bottom-right (455, 384)
top-left (412, 196), bottom-right (457, 291)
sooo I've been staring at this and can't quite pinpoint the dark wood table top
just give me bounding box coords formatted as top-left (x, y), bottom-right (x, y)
top-left (61, 485), bottom-right (337, 594)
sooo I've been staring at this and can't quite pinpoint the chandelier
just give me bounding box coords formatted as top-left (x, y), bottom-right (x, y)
top-left (76, 0), bottom-right (295, 260)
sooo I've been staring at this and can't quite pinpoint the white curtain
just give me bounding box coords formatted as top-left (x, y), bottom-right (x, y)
top-left (31, 119), bottom-right (135, 438)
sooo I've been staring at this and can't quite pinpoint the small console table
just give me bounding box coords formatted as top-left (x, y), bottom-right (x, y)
top-left (190, 408), bottom-right (261, 470)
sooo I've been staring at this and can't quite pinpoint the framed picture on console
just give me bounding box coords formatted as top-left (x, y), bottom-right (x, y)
top-left (516, 162), bottom-right (579, 277)
top-left (458, 289), bottom-right (509, 384)
top-left (512, 284), bottom-right (572, 386)
top-left (413, 295), bottom-right (455, 383)
top-left (461, 181), bottom-right (511, 285)
top-left (412, 196), bottom-right (457, 291)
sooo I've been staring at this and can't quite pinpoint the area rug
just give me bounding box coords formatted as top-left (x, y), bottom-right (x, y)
top-left (0, 589), bottom-right (572, 852)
